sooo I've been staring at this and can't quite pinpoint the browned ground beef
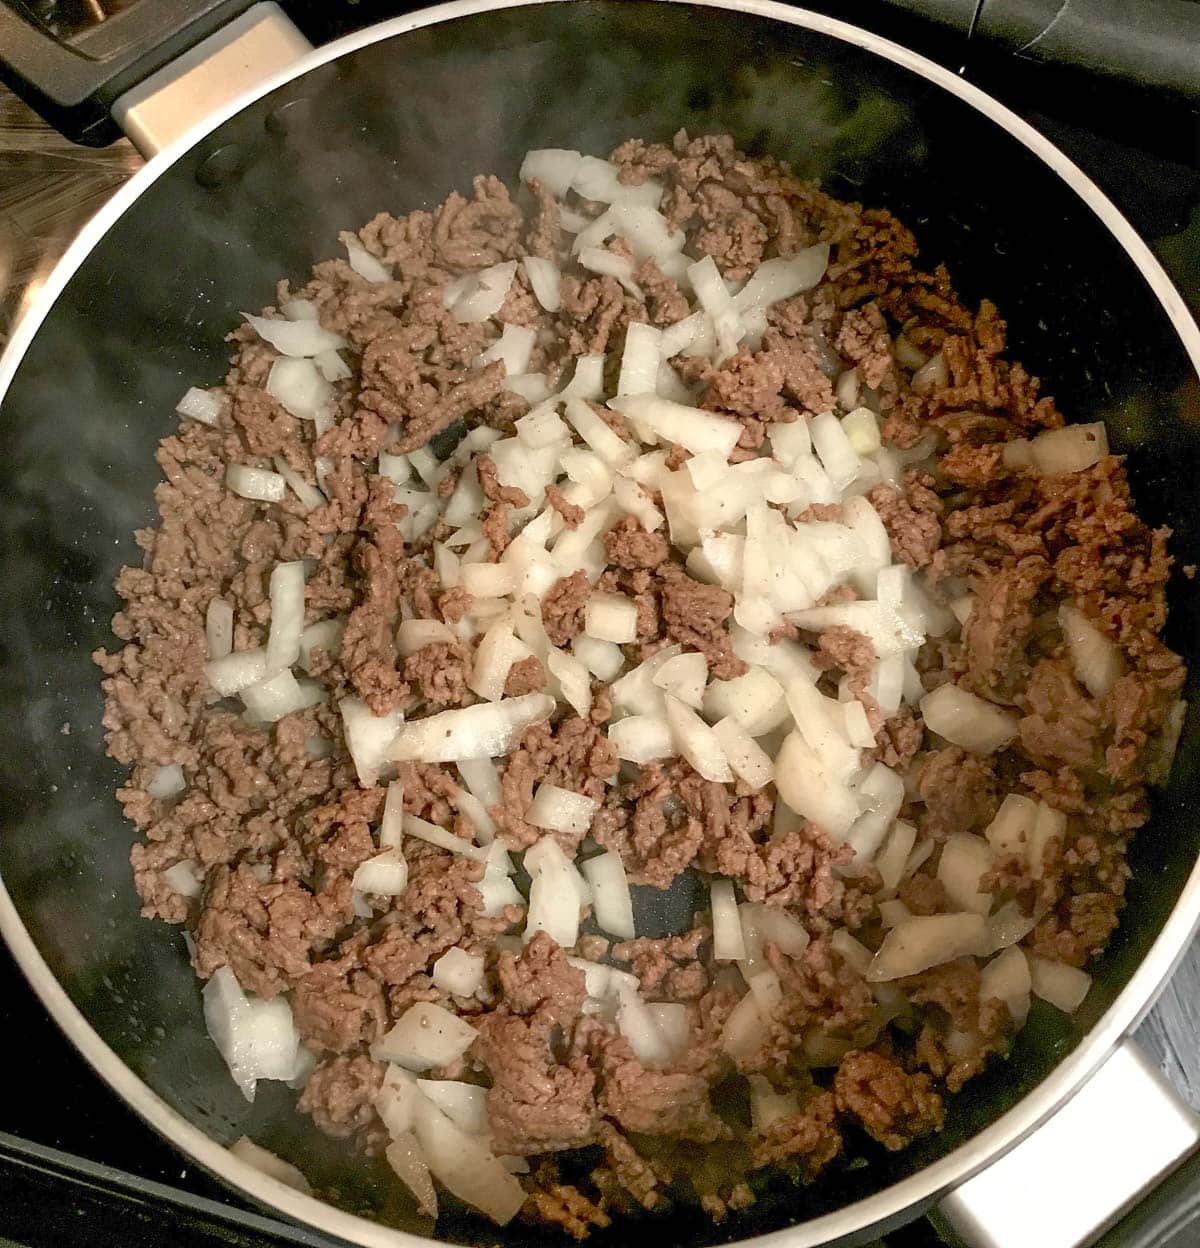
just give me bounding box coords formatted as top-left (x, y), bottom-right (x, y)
top-left (97, 131), bottom-right (1185, 1235)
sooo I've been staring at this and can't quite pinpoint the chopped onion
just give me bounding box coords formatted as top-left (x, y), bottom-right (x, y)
top-left (911, 351), bottom-right (947, 394)
top-left (572, 635), bottom-right (624, 681)
top-left (874, 820), bottom-right (917, 893)
top-left (980, 946), bottom-right (1032, 1028)
top-left (524, 835), bottom-right (584, 948)
top-left (403, 814), bottom-right (487, 862)
top-left (244, 313), bottom-right (346, 357)
top-left (226, 465), bottom-right (285, 503)
top-left (809, 411), bottom-right (862, 491)
top-left (774, 730), bottom-right (860, 839)
top-left (712, 717), bottom-right (772, 790)
top-left (688, 255), bottom-right (743, 360)
top-left (652, 652), bottom-right (707, 709)
top-left (563, 396), bottom-right (635, 467)
top-left (341, 232), bottom-right (390, 282)
top-left (515, 403), bottom-right (570, 449)
top-left (267, 356), bottom-right (332, 420)
top-left (578, 246), bottom-right (642, 296)
top-left (561, 354), bottom-right (606, 401)
top-left (608, 713), bottom-right (675, 764)
top-left (271, 456), bottom-right (325, 510)
top-left (528, 783), bottom-right (598, 837)
top-left (522, 255), bottom-right (562, 312)
top-left (985, 900), bottom-right (1040, 953)
top-left (431, 948), bottom-right (485, 998)
top-left (386, 1131), bottom-right (438, 1218)
top-left (580, 851), bottom-right (635, 940)
top-left (1059, 603), bottom-right (1124, 697)
top-left (372, 1002), bottom-right (478, 1072)
top-left (731, 245), bottom-right (829, 314)
top-left (265, 561), bottom-right (306, 674)
top-left (206, 646), bottom-right (268, 696)
top-left (1028, 801), bottom-right (1067, 879)
top-left (391, 693), bottom-right (554, 764)
top-left (865, 913), bottom-right (988, 982)
top-left (572, 155), bottom-right (663, 207)
top-left (520, 147), bottom-right (583, 197)
top-left (878, 899), bottom-right (911, 928)
top-left (163, 858), bottom-right (201, 898)
top-left (339, 697), bottom-right (404, 787)
top-left (417, 1079), bottom-right (489, 1136)
top-left (230, 1136), bottom-right (311, 1194)
top-left (703, 666), bottom-right (788, 737)
top-left (937, 833), bottom-right (995, 916)
top-left (615, 985), bottom-right (677, 1066)
top-left (203, 967), bottom-right (299, 1102)
top-left (584, 591), bottom-right (638, 644)
top-left (457, 757), bottom-right (501, 810)
top-left (476, 323), bottom-right (536, 376)
top-left (711, 879), bottom-right (746, 961)
top-left (841, 407), bottom-right (882, 455)
top-left (748, 1076), bottom-right (801, 1131)
top-left (314, 348), bottom-right (351, 382)
top-left (920, 683), bottom-right (1017, 755)
top-left (644, 1002), bottom-right (690, 1062)
top-left (610, 394), bottom-right (741, 459)
top-left (607, 201), bottom-right (685, 262)
top-left (412, 1097), bottom-right (525, 1226)
top-left (282, 299), bottom-right (317, 321)
top-left (721, 991), bottom-right (765, 1061)
top-left (984, 793), bottom-right (1037, 857)
top-left (241, 670), bottom-right (323, 723)
top-left (612, 475), bottom-right (665, 533)
top-left (1029, 956), bottom-right (1092, 1014)
top-left (665, 695), bottom-right (732, 782)
top-left (1029, 422), bottom-right (1108, 475)
top-left (204, 597), bottom-right (234, 661)
top-left (459, 562), bottom-right (516, 600)
top-left (617, 322), bottom-right (663, 397)
top-left (351, 845), bottom-right (408, 895)
top-left (176, 386), bottom-right (222, 425)
top-left (829, 929), bottom-right (873, 976)
top-left (397, 619), bottom-right (456, 657)
top-left (446, 260), bottom-right (519, 324)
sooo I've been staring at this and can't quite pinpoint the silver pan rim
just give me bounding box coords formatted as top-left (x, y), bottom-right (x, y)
top-left (1, 2), bottom-right (1199, 1244)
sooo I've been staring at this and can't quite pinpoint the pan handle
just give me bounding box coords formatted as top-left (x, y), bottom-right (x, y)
top-left (0, 0), bottom-right (310, 153)
top-left (932, 1038), bottom-right (1200, 1248)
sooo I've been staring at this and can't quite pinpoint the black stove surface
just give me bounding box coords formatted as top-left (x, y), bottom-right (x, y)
top-left (0, 3), bottom-right (1196, 1247)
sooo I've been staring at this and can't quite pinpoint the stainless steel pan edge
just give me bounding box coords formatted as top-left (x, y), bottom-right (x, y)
top-left (1, 2), bottom-right (1199, 1245)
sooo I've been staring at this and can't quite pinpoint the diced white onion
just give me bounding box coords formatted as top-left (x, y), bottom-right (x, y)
top-left (244, 314), bottom-right (346, 358)
top-left (403, 814), bottom-right (487, 862)
top-left (984, 794), bottom-right (1038, 857)
top-left (390, 694), bottom-right (554, 764)
top-left (528, 783), bottom-right (598, 837)
top-left (731, 245), bottom-right (830, 314)
top-left (204, 597), bottom-right (234, 661)
top-left (572, 635), bottom-right (625, 681)
top-left (476, 323), bottom-right (536, 377)
top-left (341, 233), bottom-right (391, 282)
top-left (524, 836), bottom-right (584, 948)
top-left (203, 967), bottom-right (299, 1102)
top-left (711, 879), bottom-right (746, 961)
top-left (665, 695), bottom-right (732, 782)
top-left (652, 651), bottom-right (707, 709)
top-left (980, 946), bottom-right (1032, 1028)
top-left (206, 646), bottom-right (268, 696)
top-left (1029, 422), bottom-right (1108, 475)
top-left (371, 1003), bottom-right (478, 1072)
top-left (267, 356), bottom-right (332, 420)
top-left (522, 255), bottom-right (562, 312)
top-left (584, 591), bottom-right (638, 644)
top-left (446, 261), bottom-right (519, 324)
top-left (385, 1131), bottom-right (438, 1217)
top-left (176, 386), bottom-right (222, 425)
top-left (774, 730), bottom-right (860, 838)
top-left (431, 948), bottom-right (486, 998)
top-left (572, 155), bottom-right (663, 207)
top-left (721, 991), bottom-right (764, 1060)
top-left (569, 849), bottom-right (632, 939)
top-left (616, 322), bottom-right (663, 397)
top-left (1059, 603), bottom-right (1124, 698)
top-left (352, 849), bottom-right (409, 897)
top-left (520, 147), bottom-right (583, 198)
top-left (712, 716), bottom-right (773, 790)
top-left (163, 858), bottom-right (201, 897)
top-left (865, 914), bottom-right (988, 982)
top-left (937, 833), bottom-right (995, 916)
top-left (340, 696), bottom-right (404, 787)
top-left (920, 683), bottom-right (1017, 755)
top-left (1029, 956), bottom-right (1092, 1014)
top-left (314, 348), bottom-right (351, 382)
top-left (610, 394), bottom-right (741, 459)
top-left (229, 1137), bottom-right (311, 1194)
top-left (226, 465), bottom-right (285, 503)
top-left (608, 714), bottom-right (675, 764)
top-left (874, 820), bottom-right (917, 893)
top-left (265, 561), bottom-right (306, 674)
top-left (563, 397), bottom-right (635, 467)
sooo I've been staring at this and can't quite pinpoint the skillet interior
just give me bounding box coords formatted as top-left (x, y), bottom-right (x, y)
top-left (0, 3), bottom-right (1197, 1243)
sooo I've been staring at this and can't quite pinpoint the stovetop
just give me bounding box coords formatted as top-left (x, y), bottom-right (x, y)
top-left (0, 3), bottom-right (1197, 1246)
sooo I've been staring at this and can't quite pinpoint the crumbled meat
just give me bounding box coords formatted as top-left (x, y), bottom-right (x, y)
top-left (99, 128), bottom-right (1185, 1237)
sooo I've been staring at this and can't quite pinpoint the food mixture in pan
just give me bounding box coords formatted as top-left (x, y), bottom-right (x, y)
top-left (96, 133), bottom-right (1188, 1232)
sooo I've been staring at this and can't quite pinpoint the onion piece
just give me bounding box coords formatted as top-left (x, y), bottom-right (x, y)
top-left (774, 730), bottom-right (860, 839)
top-left (162, 858), bottom-right (200, 897)
top-left (206, 647), bottom-right (268, 696)
top-left (731, 245), bottom-right (830, 314)
top-left (608, 714), bottom-right (675, 764)
top-left (841, 407), bottom-right (882, 455)
top-left (748, 1077), bottom-right (801, 1131)
top-left (1028, 801), bottom-right (1067, 879)
top-left (176, 386), bottom-right (222, 425)
top-left (281, 299), bottom-right (317, 321)
top-left (721, 991), bottom-right (764, 1061)
top-left (522, 255), bottom-right (561, 312)
top-left (920, 684), bottom-right (1017, 755)
top-left (519, 148), bottom-right (582, 197)
top-left (432, 948), bottom-right (486, 998)
top-left (267, 356), bottom-right (332, 420)
top-left (241, 670), bottom-right (324, 723)
top-left (524, 836), bottom-right (585, 948)
top-left (372, 1002), bottom-right (478, 1072)
top-left (265, 561), bottom-right (306, 673)
top-left (584, 591), bottom-right (638, 644)
top-left (314, 348), bottom-right (351, 382)
top-left (703, 666), bottom-right (789, 737)
top-left (244, 313), bottom-right (346, 357)
top-left (687, 255), bottom-right (743, 360)
top-left (476, 323), bottom-right (536, 376)
top-left (412, 1098), bottom-right (525, 1226)
top-left (874, 820), bottom-right (917, 893)
top-left (339, 697), bottom-right (404, 787)
top-left (980, 946), bottom-right (1032, 1028)
top-left (616, 322), bottom-right (663, 397)
top-left (865, 913), bottom-right (989, 982)
top-left (652, 652), bottom-right (708, 709)
top-left (229, 1137), bottom-right (311, 1194)
top-left (385, 1131), bottom-right (438, 1218)
top-left (457, 757), bottom-right (501, 810)
top-left (352, 849), bottom-right (408, 897)
top-left (571, 155), bottom-right (663, 207)
top-left (1059, 603), bottom-right (1124, 697)
top-left (377, 1064), bottom-right (420, 1137)
top-left (446, 260), bottom-right (519, 324)
top-left (610, 394), bottom-right (741, 459)
top-left (397, 619), bottom-right (457, 657)
top-left (417, 1079), bottom-right (489, 1136)
top-left (528, 783), bottom-right (598, 837)
top-left (984, 794), bottom-right (1038, 857)
top-left (809, 411), bottom-right (862, 491)
top-left (340, 232), bottom-right (390, 282)
top-left (572, 635), bottom-right (625, 681)
top-left (711, 879), bottom-right (746, 961)
top-left (561, 354), bottom-right (606, 401)
top-left (665, 695), bottom-right (733, 782)
top-left (564, 396), bottom-right (635, 467)
top-left (578, 246), bottom-right (642, 297)
top-left (515, 403), bottom-right (570, 450)
top-left (226, 465), bottom-right (285, 503)
top-left (271, 456), bottom-right (325, 510)
top-left (391, 693), bottom-right (554, 764)
top-left (712, 717), bottom-right (772, 790)
top-left (1029, 422), bottom-right (1108, 475)
top-left (376, 779), bottom-right (405, 850)
top-left (644, 1003), bottom-right (690, 1062)
top-left (205, 597), bottom-right (234, 661)
top-left (581, 851), bottom-right (635, 940)
top-left (937, 833), bottom-right (995, 916)
top-left (615, 985), bottom-right (677, 1067)
top-left (1029, 956), bottom-right (1092, 1014)
top-left (403, 814), bottom-right (488, 862)
top-left (829, 929), bottom-right (873, 976)
top-left (203, 967), bottom-right (299, 1102)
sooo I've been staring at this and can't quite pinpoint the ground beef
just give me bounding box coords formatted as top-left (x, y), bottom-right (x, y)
top-left (98, 128), bottom-right (1186, 1238)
